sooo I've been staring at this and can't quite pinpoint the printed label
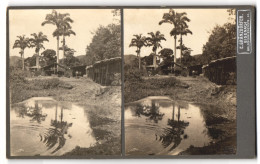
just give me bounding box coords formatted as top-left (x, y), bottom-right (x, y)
top-left (237, 10), bottom-right (251, 54)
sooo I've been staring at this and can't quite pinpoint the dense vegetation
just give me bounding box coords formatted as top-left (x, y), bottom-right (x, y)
top-left (202, 23), bottom-right (236, 62)
top-left (9, 68), bottom-right (72, 104)
top-left (85, 24), bottom-right (121, 64)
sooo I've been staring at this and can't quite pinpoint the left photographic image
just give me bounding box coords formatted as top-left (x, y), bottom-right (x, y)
top-left (7, 8), bottom-right (122, 157)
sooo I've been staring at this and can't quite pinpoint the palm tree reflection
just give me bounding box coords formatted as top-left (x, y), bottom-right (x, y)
top-left (15, 101), bottom-right (47, 123)
top-left (134, 100), bottom-right (164, 123)
top-left (40, 104), bottom-right (72, 154)
top-left (157, 105), bottom-right (189, 151)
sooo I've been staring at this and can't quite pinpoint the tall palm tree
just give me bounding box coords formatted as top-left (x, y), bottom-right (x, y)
top-left (29, 32), bottom-right (49, 70)
top-left (52, 23), bottom-right (76, 59)
top-left (146, 31), bottom-right (166, 67)
top-left (159, 9), bottom-right (191, 69)
top-left (177, 13), bottom-right (192, 63)
top-left (42, 10), bottom-right (74, 71)
top-left (129, 34), bottom-right (147, 69)
top-left (13, 35), bottom-right (30, 70)
top-left (61, 27), bottom-right (76, 59)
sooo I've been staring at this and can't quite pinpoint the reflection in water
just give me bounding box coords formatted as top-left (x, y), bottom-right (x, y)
top-left (15, 101), bottom-right (47, 123)
top-left (10, 97), bottom-right (96, 156)
top-left (125, 96), bottom-right (212, 155)
top-left (158, 106), bottom-right (189, 151)
top-left (134, 100), bottom-right (164, 123)
top-left (40, 105), bottom-right (72, 154)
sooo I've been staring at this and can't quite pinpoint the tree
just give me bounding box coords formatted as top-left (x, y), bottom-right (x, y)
top-left (146, 31), bottom-right (166, 67)
top-left (86, 24), bottom-right (121, 64)
top-left (142, 53), bottom-right (154, 66)
top-left (41, 49), bottom-right (57, 66)
top-left (202, 23), bottom-right (236, 63)
top-left (178, 45), bottom-right (193, 66)
top-left (42, 10), bottom-right (74, 71)
top-left (60, 45), bottom-right (80, 67)
top-left (29, 32), bottom-right (49, 70)
top-left (52, 20), bottom-right (76, 60)
top-left (159, 48), bottom-right (173, 58)
top-left (177, 15), bottom-right (192, 63)
top-left (177, 44), bottom-right (192, 64)
top-left (159, 48), bottom-right (174, 73)
top-left (129, 34), bottom-right (147, 69)
top-left (159, 9), bottom-right (191, 69)
top-left (13, 35), bottom-right (30, 70)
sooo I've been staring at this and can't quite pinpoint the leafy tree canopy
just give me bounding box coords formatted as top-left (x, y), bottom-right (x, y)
top-left (61, 46), bottom-right (80, 67)
top-left (86, 24), bottom-right (121, 64)
top-left (41, 49), bottom-right (57, 66)
top-left (202, 22), bottom-right (236, 63)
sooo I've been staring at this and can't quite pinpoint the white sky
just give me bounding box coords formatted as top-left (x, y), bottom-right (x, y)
top-left (9, 9), bottom-right (119, 58)
top-left (124, 9), bottom-right (235, 58)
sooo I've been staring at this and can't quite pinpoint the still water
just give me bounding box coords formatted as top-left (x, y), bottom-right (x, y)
top-left (125, 96), bottom-right (213, 155)
top-left (10, 97), bottom-right (96, 156)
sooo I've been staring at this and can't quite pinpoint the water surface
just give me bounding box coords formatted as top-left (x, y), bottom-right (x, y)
top-left (10, 97), bottom-right (96, 156)
top-left (125, 96), bottom-right (214, 155)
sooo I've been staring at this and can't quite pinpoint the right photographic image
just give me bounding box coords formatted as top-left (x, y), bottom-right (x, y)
top-left (124, 8), bottom-right (237, 156)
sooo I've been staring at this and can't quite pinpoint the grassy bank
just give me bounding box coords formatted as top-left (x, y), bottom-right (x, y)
top-left (9, 69), bottom-right (73, 104)
top-left (124, 69), bottom-right (189, 103)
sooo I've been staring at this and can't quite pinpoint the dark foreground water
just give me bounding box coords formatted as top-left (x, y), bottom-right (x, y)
top-left (125, 96), bottom-right (218, 156)
top-left (10, 97), bottom-right (96, 156)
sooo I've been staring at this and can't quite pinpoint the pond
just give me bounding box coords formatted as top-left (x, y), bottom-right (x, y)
top-left (10, 97), bottom-right (96, 156)
top-left (125, 96), bottom-right (221, 156)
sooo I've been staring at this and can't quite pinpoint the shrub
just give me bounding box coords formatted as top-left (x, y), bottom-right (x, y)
top-left (28, 78), bottom-right (72, 90)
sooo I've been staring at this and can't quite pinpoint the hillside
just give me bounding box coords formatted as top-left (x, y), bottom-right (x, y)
top-left (75, 55), bottom-right (92, 66)
top-left (124, 54), bottom-right (137, 65)
top-left (9, 56), bottom-right (21, 67)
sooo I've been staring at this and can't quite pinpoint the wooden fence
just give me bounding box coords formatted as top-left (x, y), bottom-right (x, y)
top-left (203, 56), bottom-right (236, 85)
top-left (86, 57), bottom-right (121, 85)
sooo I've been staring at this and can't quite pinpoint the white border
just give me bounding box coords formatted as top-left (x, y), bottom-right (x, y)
top-left (0, 0), bottom-right (258, 164)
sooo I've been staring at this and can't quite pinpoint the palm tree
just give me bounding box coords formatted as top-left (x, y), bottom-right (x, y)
top-left (42, 10), bottom-right (74, 71)
top-left (159, 9), bottom-right (191, 69)
top-left (129, 34), bottom-right (147, 69)
top-left (13, 35), bottom-right (30, 70)
top-left (177, 44), bottom-right (192, 63)
top-left (177, 14), bottom-right (192, 63)
top-left (61, 27), bottom-right (76, 59)
top-left (146, 31), bottom-right (166, 67)
top-left (52, 22), bottom-right (76, 59)
top-left (29, 32), bottom-right (49, 70)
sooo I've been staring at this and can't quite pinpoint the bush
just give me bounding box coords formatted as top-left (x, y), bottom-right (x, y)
top-left (124, 68), bottom-right (145, 82)
top-left (28, 78), bottom-right (73, 90)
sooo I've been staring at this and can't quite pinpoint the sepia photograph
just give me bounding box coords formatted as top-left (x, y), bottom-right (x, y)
top-left (8, 8), bottom-right (122, 157)
top-left (124, 8), bottom-right (237, 156)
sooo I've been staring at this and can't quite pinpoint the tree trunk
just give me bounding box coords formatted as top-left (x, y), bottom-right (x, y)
top-left (180, 35), bottom-right (183, 64)
top-left (57, 36), bottom-right (59, 73)
top-left (153, 50), bottom-right (157, 68)
top-left (178, 106), bottom-right (180, 122)
top-left (138, 52), bottom-right (141, 70)
top-left (21, 50), bottom-right (24, 71)
top-left (174, 35), bottom-right (177, 72)
top-left (36, 51), bottom-right (40, 71)
top-left (137, 48), bottom-right (141, 70)
top-left (63, 35), bottom-right (65, 59)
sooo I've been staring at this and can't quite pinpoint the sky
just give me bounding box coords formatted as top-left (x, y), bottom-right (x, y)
top-left (9, 9), bottom-right (119, 58)
top-left (124, 8), bottom-right (235, 58)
